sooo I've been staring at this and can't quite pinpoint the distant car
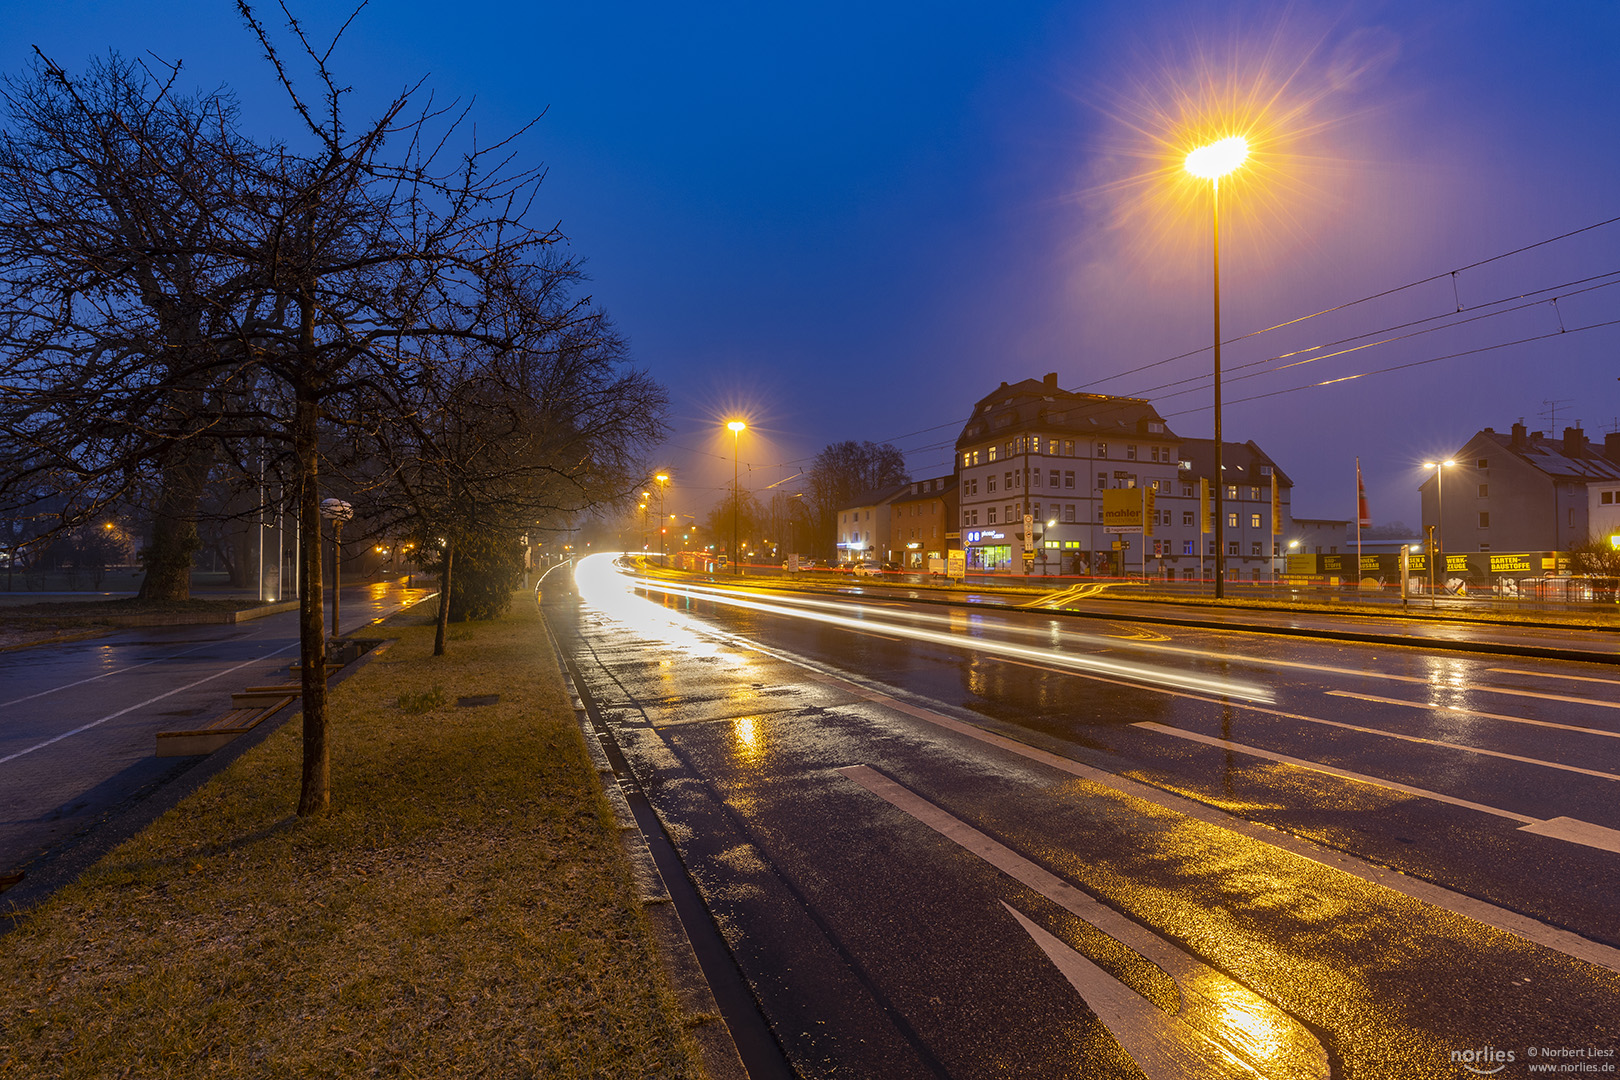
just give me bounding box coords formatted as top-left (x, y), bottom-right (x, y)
top-left (852, 562), bottom-right (883, 578)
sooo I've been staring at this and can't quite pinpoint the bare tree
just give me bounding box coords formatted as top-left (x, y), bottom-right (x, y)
top-left (804, 440), bottom-right (907, 558)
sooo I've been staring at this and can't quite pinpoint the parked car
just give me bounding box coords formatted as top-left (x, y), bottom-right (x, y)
top-left (852, 562), bottom-right (883, 577)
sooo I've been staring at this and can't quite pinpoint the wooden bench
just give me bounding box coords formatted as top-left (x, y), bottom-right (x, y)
top-left (155, 685), bottom-right (301, 757)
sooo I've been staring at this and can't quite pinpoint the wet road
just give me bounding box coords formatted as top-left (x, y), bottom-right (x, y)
top-left (554, 556), bottom-right (1619, 1080)
top-left (0, 582), bottom-right (434, 892)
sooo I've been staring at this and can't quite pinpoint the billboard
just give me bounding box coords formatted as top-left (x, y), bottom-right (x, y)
top-left (1102, 488), bottom-right (1142, 533)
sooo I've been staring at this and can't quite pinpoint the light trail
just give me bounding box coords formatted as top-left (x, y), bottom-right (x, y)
top-left (574, 555), bottom-right (1272, 704)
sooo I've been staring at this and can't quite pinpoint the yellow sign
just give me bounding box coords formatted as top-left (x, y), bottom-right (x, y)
top-left (947, 550), bottom-right (966, 579)
top-left (1270, 474), bottom-right (1281, 535)
top-left (1199, 478), bottom-right (1211, 534)
top-left (1490, 553), bottom-right (1533, 574)
top-left (1102, 488), bottom-right (1142, 533)
top-left (1144, 487), bottom-right (1157, 537)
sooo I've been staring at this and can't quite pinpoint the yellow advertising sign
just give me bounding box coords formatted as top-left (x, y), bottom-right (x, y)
top-left (1144, 487), bottom-right (1157, 537)
top-left (1270, 474), bottom-right (1281, 535)
top-left (1490, 553), bottom-right (1533, 574)
top-left (1199, 478), bottom-right (1210, 534)
top-left (1102, 488), bottom-right (1142, 533)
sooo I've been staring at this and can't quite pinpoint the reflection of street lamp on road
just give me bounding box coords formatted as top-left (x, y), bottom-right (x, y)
top-left (1185, 135), bottom-right (1249, 599)
top-left (727, 420), bottom-right (747, 575)
top-left (1422, 460), bottom-right (1455, 602)
top-left (319, 498), bottom-right (353, 641)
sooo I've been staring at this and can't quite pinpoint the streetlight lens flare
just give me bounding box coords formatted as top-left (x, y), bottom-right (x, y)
top-left (727, 420), bottom-right (747, 433)
top-left (1184, 135), bottom-right (1249, 179)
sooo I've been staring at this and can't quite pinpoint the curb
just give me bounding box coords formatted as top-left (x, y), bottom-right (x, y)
top-left (540, 608), bottom-right (753, 1080)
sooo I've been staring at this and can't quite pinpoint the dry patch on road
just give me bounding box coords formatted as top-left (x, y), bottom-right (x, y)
top-left (0, 601), bottom-right (707, 1079)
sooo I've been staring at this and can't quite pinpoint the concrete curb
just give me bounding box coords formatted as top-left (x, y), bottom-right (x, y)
top-left (540, 609), bottom-right (750, 1080)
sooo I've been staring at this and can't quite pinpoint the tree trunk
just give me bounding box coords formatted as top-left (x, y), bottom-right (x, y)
top-left (434, 538), bottom-right (454, 656)
top-left (136, 441), bottom-right (213, 602)
top-left (295, 386), bottom-right (329, 816)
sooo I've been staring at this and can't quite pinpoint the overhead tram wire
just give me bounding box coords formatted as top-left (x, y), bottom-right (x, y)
top-left (1162, 315), bottom-right (1620, 418)
top-left (1069, 212), bottom-right (1620, 393)
top-left (1127, 273), bottom-right (1620, 404)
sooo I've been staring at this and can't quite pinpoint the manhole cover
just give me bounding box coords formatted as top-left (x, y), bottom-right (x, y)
top-left (456, 695), bottom-right (500, 707)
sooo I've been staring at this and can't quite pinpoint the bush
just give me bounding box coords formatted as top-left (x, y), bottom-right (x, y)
top-left (447, 532), bottom-right (525, 621)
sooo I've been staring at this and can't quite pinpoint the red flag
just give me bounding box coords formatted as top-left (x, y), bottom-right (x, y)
top-left (1356, 458), bottom-right (1373, 528)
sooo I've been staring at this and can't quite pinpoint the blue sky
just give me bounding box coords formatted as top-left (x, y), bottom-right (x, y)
top-left (6, 1), bottom-right (1617, 527)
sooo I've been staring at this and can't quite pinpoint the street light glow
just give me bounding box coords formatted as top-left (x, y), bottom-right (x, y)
top-left (1184, 135), bottom-right (1249, 180)
top-left (727, 420), bottom-right (746, 434)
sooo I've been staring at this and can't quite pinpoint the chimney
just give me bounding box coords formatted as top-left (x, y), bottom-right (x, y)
top-left (1043, 372), bottom-right (1058, 391)
top-left (1606, 432), bottom-right (1620, 465)
top-left (1563, 426), bottom-right (1586, 456)
top-left (1511, 422), bottom-right (1527, 447)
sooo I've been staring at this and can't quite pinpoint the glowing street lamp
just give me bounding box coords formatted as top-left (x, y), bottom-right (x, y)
top-left (1184, 134), bottom-right (1248, 599)
top-left (727, 420), bottom-right (747, 575)
top-left (654, 473), bottom-right (670, 562)
top-left (1422, 459), bottom-right (1455, 602)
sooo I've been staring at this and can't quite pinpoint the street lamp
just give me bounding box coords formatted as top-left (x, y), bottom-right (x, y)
top-left (1422, 460), bottom-right (1455, 602)
top-left (319, 498), bottom-right (353, 642)
top-left (727, 420), bottom-right (747, 575)
top-left (1185, 134), bottom-right (1248, 599)
top-left (654, 473), bottom-right (670, 563)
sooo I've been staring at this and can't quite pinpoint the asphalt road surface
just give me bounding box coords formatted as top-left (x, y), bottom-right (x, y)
top-left (0, 582), bottom-right (434, 908)
top-left (552, 555), bottom-right (1620, 1080)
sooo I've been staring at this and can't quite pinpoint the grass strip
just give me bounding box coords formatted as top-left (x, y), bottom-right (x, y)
top-left (0, 600), bottom-right (707, 1079)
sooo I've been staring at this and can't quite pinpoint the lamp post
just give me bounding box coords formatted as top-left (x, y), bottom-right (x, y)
top-left (1185, 135), bottom-right (1248, 599)
top-left (654, 473), bottom-right (670, 563)
top-left (1422, 460), bottom-right (1454, 602)
top-left (319, 498), bottom-right (353, 642)
top-left (727, 420), bottom-right (747, 574)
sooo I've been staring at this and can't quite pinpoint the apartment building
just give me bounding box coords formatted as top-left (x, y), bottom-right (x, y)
top-left (885, 475), bottom-right (958, 567)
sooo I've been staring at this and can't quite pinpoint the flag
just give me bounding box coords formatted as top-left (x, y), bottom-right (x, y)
top-left (1356, 458), bottom-right (1373, 528)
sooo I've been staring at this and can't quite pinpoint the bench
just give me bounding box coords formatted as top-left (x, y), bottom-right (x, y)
top-left (155, 685), bottom-right (301, 757)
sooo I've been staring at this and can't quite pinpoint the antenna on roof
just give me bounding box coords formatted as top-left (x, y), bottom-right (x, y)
top-left (1540, 399), bottom-right (1573, 430)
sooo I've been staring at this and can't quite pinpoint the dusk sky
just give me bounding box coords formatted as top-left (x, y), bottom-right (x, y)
top-left (5, 1), bottom-right (1617, 528)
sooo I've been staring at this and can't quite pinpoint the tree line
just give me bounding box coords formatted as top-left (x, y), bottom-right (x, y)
top-left (0, 7), bottom-right (665, 814)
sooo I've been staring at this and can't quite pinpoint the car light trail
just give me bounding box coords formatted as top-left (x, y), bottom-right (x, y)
top-left (574, 554), bottom-right (1272, 704)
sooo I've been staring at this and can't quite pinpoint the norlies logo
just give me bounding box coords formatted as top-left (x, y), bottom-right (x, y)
top-left (1453, 1047), bottom-right (1516, 1074)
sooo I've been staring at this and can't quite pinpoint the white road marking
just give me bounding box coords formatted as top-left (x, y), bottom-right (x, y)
top-left (800, 670), bottom-right (1620, 973)
top-left (1324, 690), bottom-right (1620, 738)
top-left (1488, 667), bottom-right (1620, 686)
top-left (0, 646), bottom-right (295, 766)
top-left (839, 764), bottom-right (1328, 1080)
top-left (0, 635), bottom-right (264, 709)
top-left (1136, 723), bottom-right (1620, 857)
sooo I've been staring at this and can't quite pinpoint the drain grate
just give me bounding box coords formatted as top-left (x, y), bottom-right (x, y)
top-left (456, 694), bottom-right (500, 707)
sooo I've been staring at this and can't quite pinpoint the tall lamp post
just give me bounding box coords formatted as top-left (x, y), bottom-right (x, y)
top-left (727, 420), bottom-right (747, 574)
top-left (1184, 135), bottom-right (1249, 599)
top-left (654, 473), bottom-right (670, 563)
top-left (319, 498), bottom-right (353, 642)
top-left (1422, 460), bottom-right (1454, 602)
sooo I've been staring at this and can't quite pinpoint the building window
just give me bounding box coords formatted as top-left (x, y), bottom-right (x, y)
top-left (1096, 472), bottom-right (1107, 490)
top-left (988, 445), bottom-right (998, 462)
top-left (1208, 540), bottom-right (1217, 555)
top-left (1479, 484), bottom-right (1489, 498)
top-left (1251, 541), bottom-right (1262, 556)
top-left (1049, 469), bottom-right (1060, 486)
top-left (1477, 458), bottom-right (1489, 468)
top-left (1047, 439), bottom-right (1058, 455)
top-left (1228, 512), bottom-right (1238, 528)
top-left (988, 508), bottom-right (997, 524)
top-left (1480, 512), bottom-right (1490, 528)
top-left (1182, 485), bottom-right (1193, 497)
top-left (1273, 542), bottom-right (1281, 556)
top-left (1006, 505), bottom-right (1015, 522)
top-left (1032, 470), bottom-right (1042, 487)
top-left (1126, 445), bottom-right (1137, 460)
top-left (1259, 465), bottom-right (1272, 476)
top-left (1227, 485), bottom-right (1239, 499)
top-left (1228, 541), bottom-right (1240, 556)
top-left (1570, 508), bottom-right (1576, 528)
top-left (1064, 504), bottom-right (1075, 522)
top-left (1249, 486), bottom-right (1260, 500)
top-left (1183, 540), bottom-right (1195, 555)
top-left (1605, 491), bottom-right (1616, 505)
top-left (1063, 440), bottom-right (1075, 456)
top-left (1062, 471), bottom-right (1073, 489)
top-left (1097, 443), bottom-right (1107, 459)
top-left (1250, 513), bottom-right (1261, 528)
top-left (987, 475), bottom-right (997, 492)
top-left (1183, 511), bottom-right (1194, 526)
